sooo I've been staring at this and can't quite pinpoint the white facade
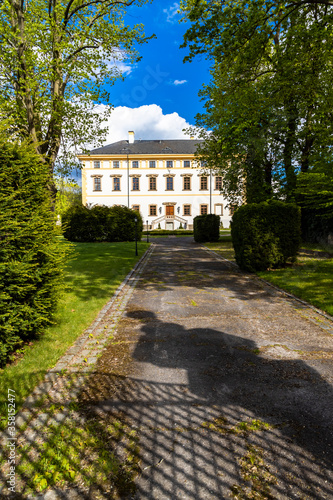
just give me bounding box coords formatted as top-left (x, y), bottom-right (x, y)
top-left (79, 135), bottom-right (232, 229)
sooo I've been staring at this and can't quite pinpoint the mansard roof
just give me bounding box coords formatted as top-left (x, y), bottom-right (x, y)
top-left (88, 139), bottom-right (203, 156)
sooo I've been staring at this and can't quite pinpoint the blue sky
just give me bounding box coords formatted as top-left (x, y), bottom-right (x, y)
top-left (98, 1), bottom-right (211, 142)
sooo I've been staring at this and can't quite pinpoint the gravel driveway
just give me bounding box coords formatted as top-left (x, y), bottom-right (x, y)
top-left (82, 237), bottom-right (333, 499)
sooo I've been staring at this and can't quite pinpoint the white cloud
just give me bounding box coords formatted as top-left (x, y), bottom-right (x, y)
top-left (95, 104), bottom-right (193, 143)
top-left (163, 3), bottom-right (180, 23)
top-left (173, 79), bottom-right (187, 85)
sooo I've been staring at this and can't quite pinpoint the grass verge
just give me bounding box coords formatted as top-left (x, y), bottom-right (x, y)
top-left (205, 237), bottom-right (333, 316)
top-left (205, 235), bottom-right (236, 262)
top-left (0, 241), bottom-right (150, 417)
top-left (258, 257), bottom-right (333, 316)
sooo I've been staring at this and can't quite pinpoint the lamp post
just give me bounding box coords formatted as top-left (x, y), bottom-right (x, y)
top-left (146, 220), bottom-right (149, 243)
top-left (127, 153), bottom-right (130, 208)
top-left (134, 217), bottom-right (138, 256)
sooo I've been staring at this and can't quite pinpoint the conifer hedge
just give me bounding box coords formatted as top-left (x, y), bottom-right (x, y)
top-left (62, 204), bottom-right (143, 242)
top-left (0, 139), bottom-right (69, 366)
top-left (193, 214), bottom-right (220, 242)
top-left (231, 200), bottom-right (301, 272)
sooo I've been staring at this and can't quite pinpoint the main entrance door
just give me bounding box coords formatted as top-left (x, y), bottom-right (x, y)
top-left (166, 206), bottom-right (174, 216)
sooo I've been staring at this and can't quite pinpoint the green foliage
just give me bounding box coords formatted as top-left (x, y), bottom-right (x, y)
top-left (63, 205), bottom-right (143, 242)
top-left (0, 0), bottom-right (151, 180)
top-left (181, 1), bottom-right (333, 202)
top-left (194, 214), bottom-right (220, 243)
top-left (55, 179), bottom-right (81, 217)
top-left (0, 138), bottom-right (69, 367)
top-left (297, 170), bottom-right (333, 217)
top-left (301, 208), bottom-right (333, 245)
top-left (231, 201), bottom-right (301, 272)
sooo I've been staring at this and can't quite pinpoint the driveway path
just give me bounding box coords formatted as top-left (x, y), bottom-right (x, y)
top-left (82, 237), bottom-right (333, 499)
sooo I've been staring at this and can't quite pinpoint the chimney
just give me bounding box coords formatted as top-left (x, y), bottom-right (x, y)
top-left (128, 131), bottom-right (135, 144)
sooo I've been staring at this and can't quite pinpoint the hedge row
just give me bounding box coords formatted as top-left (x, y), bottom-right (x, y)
top-left (0, 139), bottom-right (68, 367)
top-left (62, 205), bottom-right (143, 242)
top-left (194, 214), bottom-right (220, 242)
top-left (231, 200), bottom-right (301, 272)
top-left (149, 230), bottom-right (193, 236)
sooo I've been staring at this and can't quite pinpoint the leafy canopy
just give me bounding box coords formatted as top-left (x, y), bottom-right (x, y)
top-left (0, 0), bottom-right (152, 183)
top-left (180, 0), bottom-right (333, 205)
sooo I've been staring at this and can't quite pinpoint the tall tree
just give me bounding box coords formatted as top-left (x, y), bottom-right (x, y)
top-left (180, 0), bottom-right (333, 202)
top-left (0, 0), bottom-right (152, 197)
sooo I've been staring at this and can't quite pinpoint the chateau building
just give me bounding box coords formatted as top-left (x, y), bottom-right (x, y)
top-left (78, 131), bottom-right (232, 230)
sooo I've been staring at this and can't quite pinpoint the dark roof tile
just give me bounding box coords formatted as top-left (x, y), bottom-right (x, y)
top-left (88, 139), bottom-right (202, 155)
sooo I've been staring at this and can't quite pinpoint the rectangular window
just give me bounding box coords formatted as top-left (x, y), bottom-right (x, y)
top-left (215, 176), bottom-right (222, 190)
top-left (184, 160), bottom-right (191, 168)
top-left (94, 160), bottom-right (100, 168)
top-left (149, 161), bottom-right (156, 168)
top-left (132, 160), bottom-right (139, 168)
top-left (166, 160), bottom-right (173, 168)
top-left (200, 176), bottom-right (208, 190)
top-left (166, 176), bottom-right (173, 190)
top-left (183, 176), bottom-right (191, 191)
top-left (113, 177), bottom-right (120, 191)
top-left (132, 205), bottom-right (140, 211)
top-left (183, 204), bottom-right (191, 216)
top-left (149, 205), bottom-right (157, 216)
top-left (113, 161), bottom-right (120, 168)
top-left (200, 161), bottom-right (207, 167)
top-left (93, 177), bottom-right (101, 191)
top-left (149, 177), bottom-right (157, 191)
top-left (132, 177), bottom-right (139, 191)
top-left (200, 204), bottom-right (208, 215)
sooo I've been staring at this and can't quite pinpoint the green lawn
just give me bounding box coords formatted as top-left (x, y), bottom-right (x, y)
top-left (205, 235), bottom-right (236, 262)
top-left (206, 237), bottom-right (333, 316)
top-left (258, 255), bottom-right (333, 316)
top-left (0, 241), bottom-right (150, 416)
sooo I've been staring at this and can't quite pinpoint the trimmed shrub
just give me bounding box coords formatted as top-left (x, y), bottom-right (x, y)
top-left (194, 214), bottom-right (220, 243)
top-left (62, 204), bottom-right (143, 242)
top-left (149, 230), bottom-right (194, 236)
top-left (0, 139), bottom-right (69, 366)
top-left (231, 200), bottom-right (301, 272)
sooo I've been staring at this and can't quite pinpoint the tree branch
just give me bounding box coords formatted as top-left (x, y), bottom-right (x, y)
top-left (63, 0), bottom-right (135, 27)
